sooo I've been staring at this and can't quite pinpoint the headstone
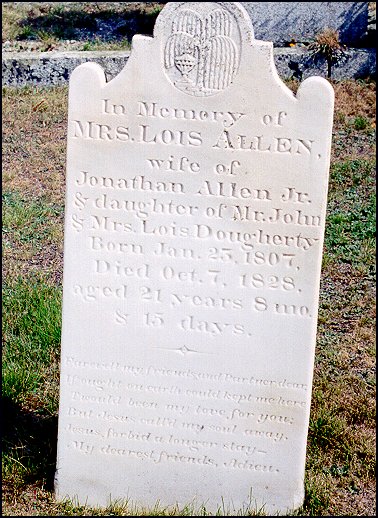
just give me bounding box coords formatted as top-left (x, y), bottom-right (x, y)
top-left (55, 2), bottom-right (334, 515)
top-left (241, 2), bottom-right (368, 47)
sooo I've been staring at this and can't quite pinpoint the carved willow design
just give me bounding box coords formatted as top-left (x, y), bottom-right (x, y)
top-left (164, 7), bottom-right (239, 96)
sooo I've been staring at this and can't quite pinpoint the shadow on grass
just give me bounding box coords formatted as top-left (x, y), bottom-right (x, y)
top-left (2, 396), bottom-right (58, 490)
top-left (17, 5), bottom-right (164, 43)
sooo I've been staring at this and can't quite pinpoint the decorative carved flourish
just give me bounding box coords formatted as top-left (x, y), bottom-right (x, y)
top-left (154, 345), bottom-right (214, 356)
top-left (164, 5), bottom-right (240, 96)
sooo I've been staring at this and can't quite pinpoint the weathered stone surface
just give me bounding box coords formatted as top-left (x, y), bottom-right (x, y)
top-left (55, 2), bottom-right (334, 514)
top-left (240, 2), bottom-right (368, 46)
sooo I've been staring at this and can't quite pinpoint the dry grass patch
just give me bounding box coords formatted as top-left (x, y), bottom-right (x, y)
top-left (2, 87), bottom-right (67, 285)
top-left (328, 482), bottom-right (376, 516)
top-left (331, 80), bottom-right (376, 162)
top-left (2, 86), bottom-right (68, 204)
top-left (333, 80), bottom-right (376, 123)
top-left (2, 192), bottom-right (64, 285)
top-left (3, 237), bottom-right (64, 286)
top-left (3, 484), bottom-right (59, 516)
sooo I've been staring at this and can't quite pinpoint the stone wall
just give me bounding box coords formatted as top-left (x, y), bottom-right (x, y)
top-left (2, 47), bottom-right (376, 87)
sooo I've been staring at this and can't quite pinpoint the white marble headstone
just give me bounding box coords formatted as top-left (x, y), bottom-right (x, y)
top-left (55, 2), bottom-right (334, 514)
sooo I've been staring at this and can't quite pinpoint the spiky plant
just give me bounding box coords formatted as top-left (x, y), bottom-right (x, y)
top-left (308, 28), bottom-right (347, 78)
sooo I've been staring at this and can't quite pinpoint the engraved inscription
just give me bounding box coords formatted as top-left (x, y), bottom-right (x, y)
top-left (62, 357), bottom-right (306, 475)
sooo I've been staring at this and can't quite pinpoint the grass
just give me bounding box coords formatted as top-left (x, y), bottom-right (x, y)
top-left (2, 78), bottom-right (376, 515)
top-left (325, 159), bottom-right (376, 270)
top-left (2, 2), bottom-right (165, 51)
top-left (305, 79), bottom-right (376, 513)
